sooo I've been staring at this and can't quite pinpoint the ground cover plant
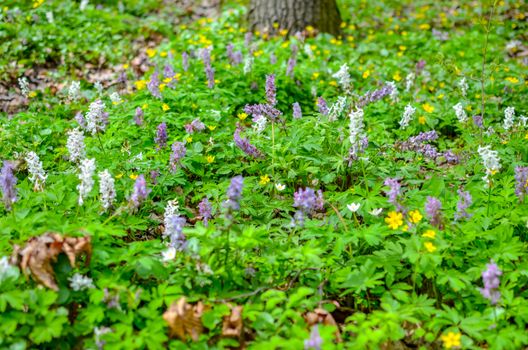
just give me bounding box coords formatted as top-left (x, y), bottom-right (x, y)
top-left (1, 0), bottom-right (528, 349)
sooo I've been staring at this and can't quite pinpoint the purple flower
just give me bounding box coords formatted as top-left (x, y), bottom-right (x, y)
top-left (147, 71), bottom-right (161, 99)
top-left (224, 176), bottom-right (244, 214)
top-left (170, 142), bottom-right (186, 172)
top-left (265, 74), bottom-right (277, 106)
top-left (479, 260), bottom-right (502, 305)
top-left (304, 325), bottom-right (322, 350)
top-left (130, 175), bottom-right (150, 209)
top-left (455, 189), bottom-right (473, 221)
top-left (234, 128), bottom-right (264, 159)
top-left (384, 178), bottom-right (401, 208)
top-left (75, 111), bottom-right (86, 128)
top-left (168, 215), bottom-right (187, 250)
top-left (185, 118), bottom-right (206, 134)
top-left (0, 161), bottom-right (17, 211)
top-left (286, 56), bottom-right (296, 77)
top-left (201, 48), bottom-right (211, 67)
top-left (293, 102), bottom-right (302, 119)
top-left (244, 103), bottom-right (282, 121)
top-left (293, 187), bottom-right (324, 226)
top-left (515, 166), bottom-right (528, 202)
top-left (163, 64), bottom-right (175, 79)
top-left (155, 122), bottom-right (168, 149)
top-left (150, 170), bottom-right (160, 185)
top-left (182, 52), bottom-right (189, 72)
top-left (357, 84), bottom-right (394, 108)
top-left (443, 150), bottom-right (459, 164)
top-left (134, 107), bottom-right (143, 126)
top-left (317, 97), bottom-right (329, 115)
top-left (244, 32), bottom-right (252, 47)
top-left (198, 197), bottom-right (212, 226)
top-left (473, 115), bottom-right (484, 129)
top-left (270, 53), bottom-right (277, 65)
top-left (232, 51), bottom-right (243, 65)
top-left (205, 66), bottom-right (215, 89)
top-left (226, 44), bottom-right (242, 65)
top-left (415, 60), bottom-right (426, 74)
top-left (425, 196), bottom-right (442, 228)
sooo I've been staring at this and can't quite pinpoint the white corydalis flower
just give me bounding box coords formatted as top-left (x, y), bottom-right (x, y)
top-left (477, 146), bottom-right (501, 187)
top-left (80, 0), bottom-right (89, 11)
top-left (328, 96), bottom-right (347, 122)
top-left (453, 102), bottom-right (468, 123)
top-left (163, 199), bottom-right (180, 239)
top-left (25, 151), bottom-right (47, 191)
top-left (243, 56), bottom-right (253, 75)
top-left (69, 273), bottom-right (95, 291)
top-left (66, 128), bottom-right (86, 163)
top-left (399, 104), bottom-right (416, 129)
top-left (68, 81), bottom-right (81, 101)
top-left (405, 72), bottom-right (415, 92)
top-left (348, 108), bottom-right (365, 158)
top-left (85, 99), bottom-right (107, 135)
top-left (0, 256), bottom-right (18, 282)
top-left (252, 115), bottom-right (267, 134)
top-left (109, 92), bottom-right (122, 105)
top-left (387, 81), bottom-right (399, 102)
top-left (458, 77), bottom-right (468, 97)
top-left (77, 158), bottom-right (96, 206)
top-left (332, 64), bottom-right (351, 90)
top-left (18, 77), bottom-right (30, 97)
top-left (347, 203), bottom-right (361, 213)
top-left (503, 107), bottom-right (515, 130)
top-left (94, 81), bottom-right (104, 94)
top-left (98, 170), bottom-right (115, 212)
top-left (45, 11), bottom-right (54, 23)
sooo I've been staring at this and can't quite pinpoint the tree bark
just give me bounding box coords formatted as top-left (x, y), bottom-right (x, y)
top-left (248, 0), bottom-right (342, 36)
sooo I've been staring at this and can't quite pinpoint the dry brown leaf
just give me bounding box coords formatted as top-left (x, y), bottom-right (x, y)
top-left (163, 297), bottom-right (208, 341)
top-left (10, 233), bottom-right (92, 291)
top-left (222, 305), bottom-right (244, 339)
top-left (304, 307), bottom-right (342, 342)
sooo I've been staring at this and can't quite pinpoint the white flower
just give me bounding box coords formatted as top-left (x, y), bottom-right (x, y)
top-left (243, 56), bottom-right (254, 74)
top-left (348, 108), bottom-right (365, 158)
top-left (519, 115), bottom-right (527, 127)
top-left (252, 115), bottom-right (267, 134)
top-left (0, 256), bottom-right (18, 282)
top-left (399, 104), bottom-right (416, 129)
top-left (18, 77), bottom-right (30, 97)
top-left (77, 158), bottom-right (96, 206)
top-left (68, 81), bottom-right (81, 101)
top-left (163, 199), bottom-right (180, 238)
top-left (453, 102), bottom-right (468, 123)
top-left (161, 247), bottom-right (177, 262)
top-left (478, 145), bottom-right (501, 186)
top-left (98, 170), bottom-right (115, 211)
top-left (66, 128), bottom-right (86, 163)
top-left (405, 72), bottom-right (415, 92)
top-left (85, 99), bottom-right (107, 135)
top-left (69, 273), bottom-right (95, 291)
top-left (94, 81), bottom-right (104, 94)
top-left (332, 64), bottom-right (351, 90)
top-left (80, 0), bottom-right (89, 11)
top-left (275, 183), bottom-right (286, 191)
top-left (347, 203), bottom-right (361, 213)
top-left (25, 151), bottom-right (47, 191)
top-left (387, 81), bottom-right (399, 102)
top-left (45, 11), bottom-right (54, 23)
top-left (303, 44), bottom-right (314, 60)
top-left (369, 208), bottom-right (383, 216)
top-left (503, 106), bottom-right (515, 130)
top-left (109, 92), bottom-right (122, 104)
top-left (458, 77), bottom-right (468, 97)
top-left (328, 96), bottom-right (347, 122)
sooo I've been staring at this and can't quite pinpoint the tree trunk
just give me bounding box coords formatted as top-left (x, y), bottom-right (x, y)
top-left (248, 0), bottom-right (342, 37)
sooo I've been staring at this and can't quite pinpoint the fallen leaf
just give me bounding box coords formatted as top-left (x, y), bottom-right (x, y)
top-left (163, 297), bottom-right (208, 341)
top-left (222, 304), bottom-right (243, 339)
top-left (304, 307), bottom-right (342, 342)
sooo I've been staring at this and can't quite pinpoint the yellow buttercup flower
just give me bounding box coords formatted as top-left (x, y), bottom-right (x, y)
top-left (409, 210), bottom-right (423, 224)
top-left (385, 211), bottom-right (404, 230)
top-left (162, 104), bottom-right (170, 111)
top-left (422, 229), bottom-right (436, 239)
top-left (206, 155), bottom-right (215, 163)
top-left (362, 70), bottom-right (370, 79)
top-left (422, 103), bottom-right (435, 113)
top-left (259, 175), bottom-right (270, 185)
top-left (28, 91), bottom-right (37, 98)
top-left (142, 103), bottom-right (148, 109)
top-left (393, 72), bottom-right (402, 81)
top-left (134, 80), bottom-right (147, 90)
top-left (186, 137), bottom-right (192, 143)
top-left (123, 64), bottom-right (129, 69)
top-left (116, 173), bottom-right (124, 179)
top-left (129, 174), bottom-right (138, 180)
top-left (440, 332), bottom-right (461, 349)
top-left (146, 48), bottom-right (156, 58)
top-left (207, 125), bottom-right (216, 131)
top-left (160, 51), bottom-right (168, 57)
top-left (418, 116), bottom-right (426, 125)
top-left (424, 242), bottom-right (437, 253)
top-left (238, 113), bottom-right (248, 121)
top-left (505, 77), bottom-right (519, 84)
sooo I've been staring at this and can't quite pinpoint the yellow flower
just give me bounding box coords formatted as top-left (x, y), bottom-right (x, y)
top-left (279, 29), bottom-right (288, 36)
top-left (409, 210), bottom-right (423, 224)
top-left (160, 51), bottom-right (167, 57)
top-left (399, 45), bottom-right (407, 51)
top-left (422, 103), bottom-right (434, 113)
top-left (159, 83), bottom-right (166, 91)
top-left (207, 125), bottom-right (216, 131)
top-left (329, 81), bottom-right (338, 86)
top-left (306, 25), bottom-right (315, 33)
top-left (146, 48), bottom-right (157, 58)
top-left (129, 174), bottom-right (138, 180)
top-left (312, 72), bottom-right (320, 80)
top-left (440, 332), bottom-right (461, 349)
top-left (33, 0), bottom-right (44, 8)
top-left (393, 72), bottom-right (402, 81)
top-left (186, 137), bottom-right (192, 143)
top-left (385, 211), bottom-right (404, 230)
top-left (505, 77), bottom-right (519, 84)
top-left (206, 155), bottom-right (215, 163)
top-left (28, 91), bottom-right (37, 98)
top-left (123, 64), bottom-right (129, 69)
top-left (134, 80), bottom-right (147, 90)
top-left (422, 229), bottom-right (436, 239)
top-left (116, 173), bottom-right (124, 179)
top-left (259, 175), bottom-right (271, 185)
top-left (272, 22), bottom-right (279, 29)
top-left (424, 242), bottom-right (437, 253)
top-left (142, 103), bottom-right (148, 109)
top-left (163, 77), bottom-right (173, 83)
top-left (362, 70), bottom-right (370, 79)
top-left (419, 23), bottom-right (431, 30)
top-left (238, 113), bottom-right (248, 121)
top-left (162, 104), bottom-right (170, 111)
top-left (418, 116), bottom-right (426, 125)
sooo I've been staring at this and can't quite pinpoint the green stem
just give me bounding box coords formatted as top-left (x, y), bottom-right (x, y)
top-left (487, 184), bottom-right (492, 216)
top-left (359, 159), bottom-right (369, 195)
top-left (96, 134), bottom-right (107, 157)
